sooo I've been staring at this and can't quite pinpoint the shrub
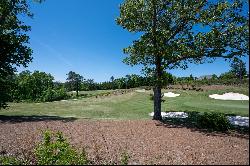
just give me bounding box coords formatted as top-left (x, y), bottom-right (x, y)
top-left (42, 88), bottom-right (68, 102)
top-left (0, 156), bottom-right (24, 165)
top-left (196, 112), bottom-right (231, 132)
top-left (186, 111), bottom-right (200, 126)
top-left (120, 151), bottom-right (129, 165)
top-left (35, 130), bottom-right (89, 165)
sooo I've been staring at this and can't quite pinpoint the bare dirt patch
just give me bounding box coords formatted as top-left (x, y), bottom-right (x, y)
top-left (0, 119), bottom-right (248, 165)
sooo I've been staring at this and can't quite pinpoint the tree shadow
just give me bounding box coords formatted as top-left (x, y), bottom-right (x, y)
top-left (155, 114), bottom-right (249, 139)
top-left (0, 115), bottom-right (78, 124)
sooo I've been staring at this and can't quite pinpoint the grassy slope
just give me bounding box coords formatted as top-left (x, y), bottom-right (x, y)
top-left (1, 88), bottom-right (249, 119)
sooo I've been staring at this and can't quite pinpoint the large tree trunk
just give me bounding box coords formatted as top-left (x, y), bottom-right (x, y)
top-left (152, 0), bottom-right (163, 121)
top-left (153, 53), bottom-right (163, 121)
top-left (153, 86), bottom-right (162, 120)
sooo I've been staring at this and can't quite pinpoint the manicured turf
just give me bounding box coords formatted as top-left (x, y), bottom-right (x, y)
top-left (161, 89), bottom-right (249, 116)
top-left (1, 87), bottom-right (249, 119)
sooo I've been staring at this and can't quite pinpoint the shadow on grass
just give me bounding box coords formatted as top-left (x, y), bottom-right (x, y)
top-left (0, 115), bottom-right (78, 123)
top-left (155, 113), bottom-right (249, 139)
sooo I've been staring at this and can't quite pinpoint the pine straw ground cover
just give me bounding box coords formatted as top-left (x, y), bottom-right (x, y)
top-left (0, 119), bottom-right (248, 165)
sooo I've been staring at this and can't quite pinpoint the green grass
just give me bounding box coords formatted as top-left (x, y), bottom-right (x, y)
top-left (1, 88), bottom-right (249, 120)
top-left (161, 89), bottom-right (249, 116)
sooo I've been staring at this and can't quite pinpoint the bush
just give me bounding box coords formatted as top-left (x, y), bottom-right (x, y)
top-left (120, 152), bottom-right (129, 165)
top-left (0, 156), bottom-right (24, 165)
top-left (42, 88), bottom-right (68, 102)
top-left (35, 130), bottom-right (89, 165)
top-left (196, 112), bottom-right (231, 132)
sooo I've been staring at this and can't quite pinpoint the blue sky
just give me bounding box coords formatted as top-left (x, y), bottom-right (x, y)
top-left (17, 0), bottom-right (249, 82)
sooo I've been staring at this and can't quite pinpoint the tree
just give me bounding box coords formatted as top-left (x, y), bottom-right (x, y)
top-left (162, 72), bottom-right (174, 87)
top-left (219, 71), bottom-right (237, 85)
top-left (6, 70), bottom-right (65, 102)
top-left (110, 76), bottom-right (114, 82)
top-left (117, 0), bottom-right (249, 120)
top-left (66, 71), bottom-right (83, 97)
top-left (0, 0), bottom-right (43, 108)
top-left (110, 76), bottom-right (115, 89)
top-left (230, 57), bottom-right (247, 82)
top-left (211, 74), bottom-right (218, 80)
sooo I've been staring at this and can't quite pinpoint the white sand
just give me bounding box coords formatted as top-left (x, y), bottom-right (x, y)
top-left (149, 112), bottom-right (249, 127)
top-left (227, 116), bottom-right (249, 127)
top-left (60, 100), bottom-right (68, 102)
top-left (209, 92), bottom-right (249, 101)
top-left (135, 89), bottom-right (146, 92)
top-left (164, 112), bottom-right (188, 118)
top-left (164, 92), bottom-right (180, 97)
top-left (149, 112), bottom-right (187, 118)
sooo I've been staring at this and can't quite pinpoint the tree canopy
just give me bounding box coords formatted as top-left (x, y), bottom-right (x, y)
top-left (230, 57), bottom-right (247, 81)
top-left (65, 71), bottom-right (84, 97)
top-left (0, 0), bottom-right (34, 78)
top-left (0, 0), bottom-right (37, 108)
top-left (116, 0), bottom-right (249, 120)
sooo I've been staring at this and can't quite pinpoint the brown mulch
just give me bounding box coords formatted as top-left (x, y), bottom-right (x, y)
top-left (0, 119), bottom-right (249, 165)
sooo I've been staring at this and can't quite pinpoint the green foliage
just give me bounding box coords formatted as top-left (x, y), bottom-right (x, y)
top-left (42, 88), bottom-right (68, 102)
top-left (0, 156), bottom-right (24, 165)
top-left (0, 78), bottom-right (10, 109)
top-left (230, 57), bottom-right (247, 80)
top-left (117, 0), bottom-right (249, 119)
top-left (7, 70), bottom-right (69, 102)
top-left (65, 71), bottom-right (84, 93)
top-left (35, 130), bottom-right (89, 165)
top-left (70, 73), bottom-right (174, 91)
top-left (188, 112), bottom-right (232, 132)
top-left (117, 0), bottom-right (248, 71)
top-left (120, 152), bottom-right (129, 165)
top-left (0, 0), bottom-right (42, 108)
top-left (98, 73), bottom-right (174, 90)
top-left (0, 0), bottom-right (33, 77)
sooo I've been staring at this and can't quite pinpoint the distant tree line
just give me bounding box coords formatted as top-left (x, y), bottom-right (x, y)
top-left (4, 70), bottom-right (175, 102)
top-left (174, 58), bottom-right (249, 87)
top-left (65, 71), bottom-right (175, 93)
top-left (4, 57), bottom-right (248, 103)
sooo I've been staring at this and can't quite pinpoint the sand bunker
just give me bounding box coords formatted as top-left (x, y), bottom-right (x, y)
top-left (209, 92), bottom-right (249, 101)
top-left (164, 92), bottom-right (180, 97)
top-left (135, 89), bottom-right (146, 92)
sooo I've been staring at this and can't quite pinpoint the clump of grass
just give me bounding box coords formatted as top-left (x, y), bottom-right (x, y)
top-left (120, 151), bottom-right (129, 165)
